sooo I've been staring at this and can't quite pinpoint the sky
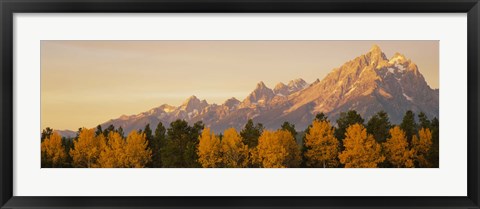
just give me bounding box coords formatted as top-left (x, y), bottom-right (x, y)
top-left (41, 41), bottom-right (439, 130)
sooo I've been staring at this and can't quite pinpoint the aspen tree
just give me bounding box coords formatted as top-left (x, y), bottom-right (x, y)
top-left (304, 120), bottom-right (339, 168)
top-left (339, 124), bottom-right (385, 168)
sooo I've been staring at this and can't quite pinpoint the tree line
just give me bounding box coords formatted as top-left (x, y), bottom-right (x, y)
top-left (41, 110), bottom-right (439, 168)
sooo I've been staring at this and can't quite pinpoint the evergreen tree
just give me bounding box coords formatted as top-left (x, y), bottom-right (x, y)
top-left (161, 120), bottom-right (202, 168)
top-left (428, 117), bottom-right (439, 167)
top-left (186, 121), bottom-right (204, 167)
top-left (191, 121), bottom-right (205, 140)
top-left (162, 120), bottom-right (189, 167)
top-left (418, 112), bottom-right (431, 129)
top-left (240, 119), bottom-right (264, 148)
top-left (335, 110), bottom-right (364, 140)
top-left (314, 112), bottom-right (329, 122)
top-left (142, 124), bottom-right (154, 167)
top-left (400, 110), bottom-right (418, 144)
top-left (280, 121), bottom-right (297, 139)
top-left (95, 125), bottom-right (103, 136)
top-left (76, 127), bottom-right (83, 138)
top-left (41, 127), bottom-right (53, 141)
top-left (117, 126), bottom-right (125, 138)
top-left (366, 111), bottom-right (392, 143)
top-left (151, 122), bottom-right (166, 167)
top-left (62, 137), bottom-right (74, 167)
top-left (103, 124), bottom-right (115, 137)
top-left (143, 124), bottom-right (153, 141)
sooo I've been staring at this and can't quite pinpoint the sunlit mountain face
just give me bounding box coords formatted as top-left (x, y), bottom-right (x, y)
top-left (93, 45), bottom-right (438, 135)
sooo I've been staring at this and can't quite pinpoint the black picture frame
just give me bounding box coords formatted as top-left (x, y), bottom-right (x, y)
top-left (1, 0), bottom-right (479, 208)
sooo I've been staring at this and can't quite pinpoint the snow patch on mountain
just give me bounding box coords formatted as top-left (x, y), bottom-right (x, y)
top-left (94, 45), bottom-right (438, 136)
top-left (403, 93), bottom-right (413, 101)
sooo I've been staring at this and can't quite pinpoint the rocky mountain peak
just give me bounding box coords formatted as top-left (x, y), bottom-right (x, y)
top-left (95, 45), bottom-right (438, 137)
top-left (182, 95), bottom-right (199, 104)
top-left (180, 95), bottom-right (208, 112)
top-left (160, 104), bottom-right (176, 113)
top-left (370, 44), bottom-right (382, 53)
top-left (288, 78), bottom-right (308, 90)
top-left (273, 79), bottom-right (308, 96)
top-left (224, 97), bottom-right (240, 108)
top-left (241, 81), bottom-right (275, 107)
top-left (274, 82), bottom-right (287, 89)
top-left (388, 52), bottom-right (409, 65)
top-left (274, 82), bottom-right (288, 95)
top-left (256, 81), bottom-right (268, 89)
top-left (382, 52), bottom-right (422, 77)
top-left (366, 44), bottom-right (388, 66)
top-left (393, 52), bottom-right (406, 59)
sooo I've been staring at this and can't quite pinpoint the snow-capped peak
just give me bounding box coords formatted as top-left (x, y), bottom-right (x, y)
top-left (273, 79), bottom-right (308, 96)
top-left (389, 52), bottom-right (408, 65)
top-left (96, 44), bottom-right (438, 137)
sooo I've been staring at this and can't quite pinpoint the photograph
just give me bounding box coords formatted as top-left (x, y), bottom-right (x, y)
top-left (40, 40), bottom-right (439, 168)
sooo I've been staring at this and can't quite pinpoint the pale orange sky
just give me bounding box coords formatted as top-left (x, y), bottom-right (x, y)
top-left (41, 41), bottom-right (439, 130)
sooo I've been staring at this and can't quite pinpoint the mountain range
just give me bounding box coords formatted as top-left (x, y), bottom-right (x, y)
top-left (58, 45), bottom-right (439, 136)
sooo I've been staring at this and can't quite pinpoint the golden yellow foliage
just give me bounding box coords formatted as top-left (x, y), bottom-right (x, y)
top-left (221, 128), bottom-right (249, 168)
top-left (41, 132), bottom-right (67, 167)
top-left (382, 126), bottom-right (414, 168)
top-left (304, 120), bottom-right (339, 168)
top-left (124, 131), bottom-right (152, 168)
top-left (412, 128), bottom-right (433, 167)
top-left (253, 130), bottom-right (301, 168)
top-left (97, 132), bottom-right (126, 168)
top-left (197, 128), bottom-right (222, 168)
top-left (339, 124), bottom-right (385, 168)
top-left (70, 128), bottom-right (106, 168)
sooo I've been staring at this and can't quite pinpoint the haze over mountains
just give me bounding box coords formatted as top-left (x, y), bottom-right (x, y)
top-left (58, 45), bottom-right (439, 136)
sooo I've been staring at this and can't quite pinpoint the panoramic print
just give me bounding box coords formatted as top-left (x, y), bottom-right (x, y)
top-left (41, 41), bottom-right (439, 168)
